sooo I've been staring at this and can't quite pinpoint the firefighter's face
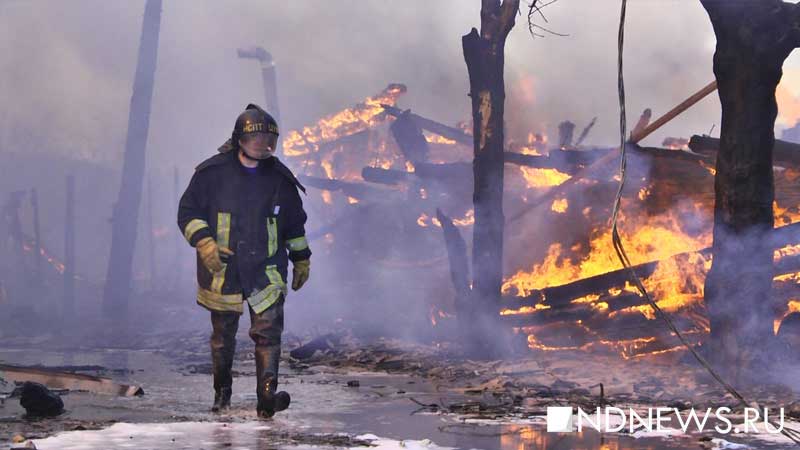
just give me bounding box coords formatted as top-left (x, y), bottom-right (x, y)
top-left (239, 132), bottom-right (278, 160)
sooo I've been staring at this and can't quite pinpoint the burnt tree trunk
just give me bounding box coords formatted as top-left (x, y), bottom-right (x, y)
top-left (103, 0), bottom-right (162, 320)
top-left (462, 0), bottom-right (519, 355)
top-left (700, 0), bottom-right (800, 370)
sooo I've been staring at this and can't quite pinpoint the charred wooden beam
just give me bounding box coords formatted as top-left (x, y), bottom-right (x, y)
top-left (436, 208), bottom-right (471, 309)
top-left (575, 117), bottom-right (597, 147)
top-left (558, 121), bottom-right (576, 148)
top-left (390, 110), bottom-right (430, 163)
top-left (689, 134), bottom-right (800, 167)
top-left (381, 104), bottom-right (472, 146)
top-left (361, 166), bottom-right (413, 185)
top-left (505, 307), bottom-right (705, 345)
top-left (299, 175), bottom-right (385, 199)
top-left (307, 204), bottom-right (376, 242)
top-left (634, 145), bottom-right (712, 163)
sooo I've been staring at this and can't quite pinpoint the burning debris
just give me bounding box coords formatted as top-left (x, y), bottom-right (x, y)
top-left (269, 73), bottom-right (800, 367)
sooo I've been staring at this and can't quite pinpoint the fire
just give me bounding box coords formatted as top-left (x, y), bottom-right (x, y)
top-left (502, 209), bottom-right (711, 298)
top-left (511, 132), bottom-right (548, 156)
top-left (550, 198), bottom-right (568, 213)
top-left (425, 134), bottom-right (456, 145)
top-left (519, 166), bottom-right (571, 189)
top-left (22, 242), bottom-right (66, 274)
top-left (774, 200), bottom-right (800, 226)
top-left (429, 306), bottom-right (454, 326)
top-left (282, 84), bottom-right (406, 157)
top-left (774, 300), bottom-right (800, 334)
top-left (416, 209), bottom-right (474, 228)
top-left (698, 160), bottom-right (716, 176)
top-left (623, 252), bottom-right (711, 321)
top-left (500, 304), bottom-right (551, 316)
top-left (661, 137), bottom-right (689, 150)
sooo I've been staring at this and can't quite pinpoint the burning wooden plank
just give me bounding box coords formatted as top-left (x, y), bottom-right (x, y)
top-left (502, 221), bottom-right (800, 312)
top-left (390, 110), bottom-right (430, 163)
top-left (381, 104), bottom-right (472, 146)
top-left (298, 175), bottom-right (392, 201)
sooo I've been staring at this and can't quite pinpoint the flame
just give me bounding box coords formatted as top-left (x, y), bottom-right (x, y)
top-left (425, 134), bottom-right (456, 145)
top-left (698, 160), bottom-right (716, 176)
top-left (502, 209), bottom-right (711, 298)
top-left (550, 198), bottom-right (568, 214)
top-left (417, 209), bottom-right (474, 228)
top-left (625, 252), bottom-right (711, 320)
top-left (774, 200), bottom-right (800, 227)
top-left (500, 304), bottom-right (552, 316)
top-left (519, 166), bottom-right (571, 189)
top-left (283, 84), bottom-right (406, 157)
top-left (661, 137), bottom-right (689, 150)
top-left (429, 306), bottom-right (455, 326)
top-left (511, 132), bottom-right (548, 156)
top-left (22, 242), bottom-right (66, 274)
top-left (775, 300), bottom-right (800, 334)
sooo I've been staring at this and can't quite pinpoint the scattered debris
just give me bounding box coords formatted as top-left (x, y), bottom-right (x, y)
top-left (0, 364), bottom-right (143, 397)
top-left (289, 334), bottom-right (342, 360)
top-left (19, 382), bottom-right (64, 417)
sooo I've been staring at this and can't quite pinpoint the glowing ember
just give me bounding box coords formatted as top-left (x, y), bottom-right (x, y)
top-left (424, 134), bottom-right (456, 145)
top-left (519, 167), bottom-right (571, 189)
top-left (499, 304), bottom-right (552, 316)
top-left (416, 209), bottom-right (474, 228)
top-left (550, 198), bottom-right (568, 213)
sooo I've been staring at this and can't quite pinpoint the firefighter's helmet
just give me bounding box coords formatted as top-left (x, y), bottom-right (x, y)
top-left (232, 104), bottom-right (279, 150)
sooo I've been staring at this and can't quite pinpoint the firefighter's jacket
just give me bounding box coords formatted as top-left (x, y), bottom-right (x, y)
top-left (178, 151), bottom-right (311, 315)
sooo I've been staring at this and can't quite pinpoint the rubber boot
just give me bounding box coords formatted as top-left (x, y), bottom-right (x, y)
top-left (255, 344), bottom-right (290, 418)
top-left (210, 313), bottom-right (238, 413)
top-left (211, 345), bottom-right (234, 412)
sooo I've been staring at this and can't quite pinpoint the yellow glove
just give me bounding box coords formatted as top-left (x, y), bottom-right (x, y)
top-left (196, 237), bottom-right (234, 273)
top-left (292, 259), bottom-right (310, 291)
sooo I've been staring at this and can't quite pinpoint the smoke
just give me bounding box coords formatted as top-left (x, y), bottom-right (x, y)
top-left (0, 0), bottom-right (724, 169)
top-left (2, 0), bottom-right (800, 348)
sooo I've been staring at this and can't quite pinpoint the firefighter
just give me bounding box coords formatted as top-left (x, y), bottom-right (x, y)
top-left (177, 104), bottom-right (311, 418)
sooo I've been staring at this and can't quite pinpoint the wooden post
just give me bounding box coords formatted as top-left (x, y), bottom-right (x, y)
top-left (63, 175), bottom-right (75, 325)
top-left (147, 173), bottom-right (156, 290)
top-left (103, 0), bottom-right (162, 319)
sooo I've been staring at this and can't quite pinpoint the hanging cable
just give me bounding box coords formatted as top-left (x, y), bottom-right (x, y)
top-left (611, 0), bottom-right (800, 444)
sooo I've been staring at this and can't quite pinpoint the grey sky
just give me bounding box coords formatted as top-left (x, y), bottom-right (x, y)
top-left (2, 0), bottom-right (800, 171)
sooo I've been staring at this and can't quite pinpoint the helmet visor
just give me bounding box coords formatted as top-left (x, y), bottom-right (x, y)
top-left (240, 132), bottom-right (278, 153)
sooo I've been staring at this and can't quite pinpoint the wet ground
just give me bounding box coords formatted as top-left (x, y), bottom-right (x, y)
top-left (0, 347), bottom-right (796, 449)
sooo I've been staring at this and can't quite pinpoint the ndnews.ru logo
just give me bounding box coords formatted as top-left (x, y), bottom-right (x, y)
top-left (546, 406), bottom-right (785, 434)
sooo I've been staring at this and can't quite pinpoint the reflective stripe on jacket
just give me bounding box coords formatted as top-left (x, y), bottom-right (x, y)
top-left (177, 151), bottom-right (311, 314)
